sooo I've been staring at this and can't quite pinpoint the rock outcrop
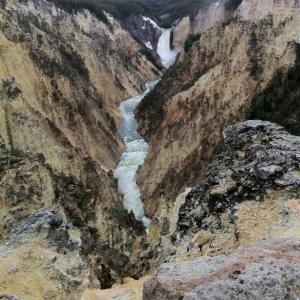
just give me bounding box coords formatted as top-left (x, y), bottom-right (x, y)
top-left (173, 120), bottom-right (300, 253)
top-left (143, 120), bottom-right (300, 299)
top-left (144, 237), bottom-right (300, 299)
top-left (0, 209), bottom-right (89, 299)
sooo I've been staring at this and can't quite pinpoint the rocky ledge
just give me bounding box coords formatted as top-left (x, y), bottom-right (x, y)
top-left (144, 120), bottom-right (300, 299)
top-left (0, 209), bottom-right (89, 299)
top-left (144, 237), bottom-right (300, 299)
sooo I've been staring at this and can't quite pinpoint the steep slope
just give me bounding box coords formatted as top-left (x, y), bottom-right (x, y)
top-left (0, 0), bottom-right (161, 176)
top-left (136, 0), bottom-right (300, 219)
top-left (247, 44), bottom-right (300, 135)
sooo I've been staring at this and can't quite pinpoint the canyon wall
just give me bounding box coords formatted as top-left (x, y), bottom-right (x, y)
top-left (136, 0), bottom-right (300, 220)
top-left (173, 0), bottom-right (229, 49)
top-left (0, 0), bottom-right (162, 296)
top-left (0, 0), bottom-right (161, 176)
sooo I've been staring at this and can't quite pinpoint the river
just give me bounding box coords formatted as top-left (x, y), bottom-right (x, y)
top-left (115, 26), bottom-right (177, 229)
top-left (114, 81), bottom-right (158, 229)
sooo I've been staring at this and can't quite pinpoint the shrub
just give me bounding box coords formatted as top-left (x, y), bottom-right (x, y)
top-left (184, 33), bottom-right (201, 53)
top-left (224, 0), bottom-right (243, 11)
top-left (247, 43), bottom-right (300, 135)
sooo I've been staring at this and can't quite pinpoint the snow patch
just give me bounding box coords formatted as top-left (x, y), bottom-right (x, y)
top-left (141, 15), bottom-right (160, 29)
top-left (145, 42), bottom-right (153, 50)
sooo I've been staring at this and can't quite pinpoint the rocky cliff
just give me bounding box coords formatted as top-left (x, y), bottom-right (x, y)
top-left (144, 120), bottom-right (300, 299)
top-left (123, 15), bottom-right (162, 51)
top-left (172, 0), bottom-right (230, 49)
top-left (136, 0), bottom-right (300, 220)
top-left (0, 0), bottom-right (161, 176)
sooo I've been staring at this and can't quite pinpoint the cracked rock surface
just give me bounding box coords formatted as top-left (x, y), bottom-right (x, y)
top-left (172, 120), bottom-right (300, 254)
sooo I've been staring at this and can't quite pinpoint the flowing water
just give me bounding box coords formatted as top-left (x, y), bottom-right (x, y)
top-left (115, 25), bottom-right (176, 229)
top-left (157, 29), bottom-right (178, 68)
top-left (114, 81), bottom-right (158, 229)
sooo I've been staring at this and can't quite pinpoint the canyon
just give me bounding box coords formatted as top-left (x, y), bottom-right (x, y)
top-left (136, 0), bottom-right (300, 218)
top-left (1, 0), bottom-right (300, 299)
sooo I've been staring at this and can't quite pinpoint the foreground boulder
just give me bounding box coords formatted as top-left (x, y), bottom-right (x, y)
top-left (144, 237), bottom-right (300, 299)
top-left (144, 120), bottom-right (300, 299)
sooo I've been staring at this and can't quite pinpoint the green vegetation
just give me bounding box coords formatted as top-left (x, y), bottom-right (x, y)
top-left (147, 0), bottom-right (214, 28)
top-left (140, 47), bottom-right (163, 71)
top-left (49, 0), bottom-right (215, 28)
top-left (29, 45), bottom-right (89, 81)
top-left (58, 45), bottom-right (89, 78)
top-left (224, 0), bottom-right (243, 11)
top-left (105, 111), bottom-right (117, 132)
top-left (50, 0), bottom-right (110, 25)
top-left (184, 33), bottom-right (201, 53)
top-left (137, 48), bottom-right (213, 142)
top-left (4, 107), bottom-right (15, 155)
top-left (249, 57), bottom-right (263, 78)
top-left (247, 43), bottom-right (300, 135)
top-left (221, 16), bottom-right (238, 28)
top-left (0, 0), bottom-right (6, 9)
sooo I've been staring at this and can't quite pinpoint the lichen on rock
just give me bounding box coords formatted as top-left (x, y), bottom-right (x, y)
top-left (0, 209), bottom-right (89, 299)
top-left (172, 120), bottom-right (300, 253)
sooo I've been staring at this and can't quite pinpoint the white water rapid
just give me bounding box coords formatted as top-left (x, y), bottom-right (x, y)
top-left (115, 22), bottom-right (176, 230)
top-left (157, 29), bottom-right (177, 68)
top-left (115, 81), bottom-right (158, 229)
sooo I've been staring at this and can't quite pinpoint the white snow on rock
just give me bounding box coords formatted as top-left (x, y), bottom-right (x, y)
top-left (141, 15), bottom-right (160, 29)
top-left (145, 42), bottom-right (153, 50)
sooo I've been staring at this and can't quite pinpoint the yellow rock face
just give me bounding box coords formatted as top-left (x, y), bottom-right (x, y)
top-left (0, 0), bottom-right (160, 179)
top-left (0, 0), bottom-right (161, 297)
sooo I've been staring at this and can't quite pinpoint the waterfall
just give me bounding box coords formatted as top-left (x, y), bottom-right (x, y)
top-left (157, 29), bottom-right (177, 68)
top-left (115, 81), bottom-right (158, 230)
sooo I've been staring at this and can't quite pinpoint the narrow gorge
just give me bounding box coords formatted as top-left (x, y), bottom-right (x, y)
top-left (115, 81), bottom-right (157, 230)
top-left (115, 22), bottom-right (175, 231)
top-left (1, 0), bottom-right (300, 299)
